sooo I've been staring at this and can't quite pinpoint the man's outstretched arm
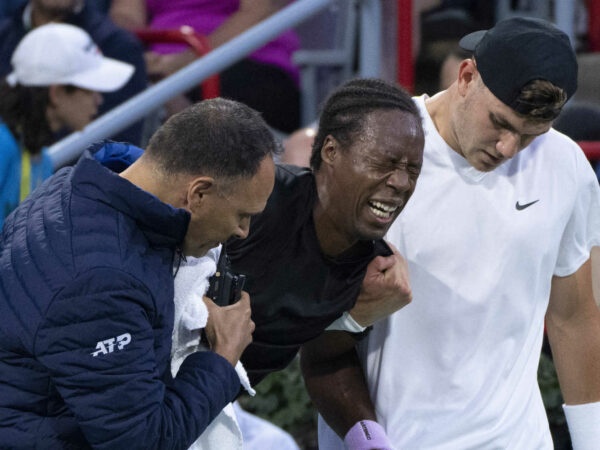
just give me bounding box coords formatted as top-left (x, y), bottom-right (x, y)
top-left (301, 242), bottom-right (412, 448)
top-left (300, 331), bottom-right (377, 436)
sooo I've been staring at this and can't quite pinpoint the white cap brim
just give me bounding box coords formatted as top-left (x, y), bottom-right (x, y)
top-left (65, 56), bottom-right (135, 92)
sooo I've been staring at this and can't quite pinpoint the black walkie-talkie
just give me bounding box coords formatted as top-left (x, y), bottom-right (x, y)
top-left (201, 247), bottom-right (247, 345)
top-left (206, 247), bottom-right (246, 306)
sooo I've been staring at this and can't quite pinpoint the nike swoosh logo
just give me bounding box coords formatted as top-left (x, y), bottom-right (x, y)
top-left (515, 200), bottom-right (539, 210)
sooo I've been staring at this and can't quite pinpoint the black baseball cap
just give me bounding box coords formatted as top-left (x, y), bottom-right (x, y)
top-left (459, 17), bottom-right (578, 113)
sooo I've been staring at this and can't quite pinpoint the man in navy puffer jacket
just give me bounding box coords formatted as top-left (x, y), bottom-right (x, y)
top-left (0, 98), bottom-right (276, 449)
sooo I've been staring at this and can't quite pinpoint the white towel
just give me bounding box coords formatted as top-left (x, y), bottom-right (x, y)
top-left (172, 245), bottom-right (255, 450)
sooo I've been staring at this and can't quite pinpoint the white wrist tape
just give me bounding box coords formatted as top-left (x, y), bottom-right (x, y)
top-left (326, 311), bottom-right (367, 333)
top-left (563, 401), bottom-right (600, 450)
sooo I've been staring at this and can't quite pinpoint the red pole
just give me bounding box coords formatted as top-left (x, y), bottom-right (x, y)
top-left (134, 27), bottom-right (220, 99)
top-left (579, 141), bottom-right (600, 161)
top-left (588, 0), bottom-right (600, 51)
top-left (397, 0), bottom-right (414, 92)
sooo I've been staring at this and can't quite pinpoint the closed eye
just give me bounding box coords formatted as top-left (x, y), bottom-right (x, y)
top-left (489, 113), bottom-right (516, 133)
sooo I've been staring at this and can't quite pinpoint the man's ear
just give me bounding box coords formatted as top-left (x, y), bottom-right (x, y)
top-left (320, 135), bottom-right (339, 167)
top-left (185, 176), bottom-right (215, 210)
top-left (457, 59), bottom-right (477, 97)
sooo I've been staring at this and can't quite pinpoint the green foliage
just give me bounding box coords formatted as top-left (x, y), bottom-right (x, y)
top-left (537, 351), bottom-right (566, 426)
top-left (238, 357), bottom-right (318, 449)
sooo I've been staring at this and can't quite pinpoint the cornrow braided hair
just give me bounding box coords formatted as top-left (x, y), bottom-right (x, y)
top-left (310, 78), bottom-right (419, 170)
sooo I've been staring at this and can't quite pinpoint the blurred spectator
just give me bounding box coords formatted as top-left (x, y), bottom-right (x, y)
top-left (0, 0), bottom-right (25, 18)
top-left (107, 0), bottom-right (145, 30)
top-left (0, 23), bottom-right (134, 227)
top-left (555, 102), bottom-right (600, 142)
top-left (0, 0), bottom-right (147, 145)
top-left (438, 46), bottom-right (471, 90)
top-left (554, 101), bottom-right (600, 181)
top-left (415, 0), bottom-right (493, 95)
top-left (280, 125), bottom-right (315, 167)
top-left (111, 0), bottom-right (301, 134)
top-left (412, 0), bottom-right (443, 59)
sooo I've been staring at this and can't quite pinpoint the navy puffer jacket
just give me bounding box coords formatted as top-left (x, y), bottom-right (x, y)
top-left (0, 142), bottom-right (240, 449)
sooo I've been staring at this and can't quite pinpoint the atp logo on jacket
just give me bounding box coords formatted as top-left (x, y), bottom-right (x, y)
top-left (91, 333), bottom-right (132, 357)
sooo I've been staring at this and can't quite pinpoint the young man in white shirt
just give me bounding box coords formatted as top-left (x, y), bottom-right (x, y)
top-left (304, 17), bottom-right (600, 450)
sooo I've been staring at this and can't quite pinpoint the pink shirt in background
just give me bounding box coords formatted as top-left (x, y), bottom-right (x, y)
top-left (145, 0), bottom-right (300, 84)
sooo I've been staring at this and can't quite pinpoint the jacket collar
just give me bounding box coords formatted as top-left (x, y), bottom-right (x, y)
top-left (71, 142), bottom-right (190, 249)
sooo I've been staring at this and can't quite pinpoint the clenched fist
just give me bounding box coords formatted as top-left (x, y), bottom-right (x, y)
top-left (349, 242), bottom-right (412, 326)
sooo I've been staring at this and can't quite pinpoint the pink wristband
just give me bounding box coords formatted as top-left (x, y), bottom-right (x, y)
top-left (344, 420), bottom-right (393, 450)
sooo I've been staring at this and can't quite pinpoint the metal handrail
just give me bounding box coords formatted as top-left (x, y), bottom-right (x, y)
top-left (358, 0), bottom-right (382, 77)
top-left (47, 0), bottom-right (336, 168)
top-left (134, 26), bottom-right (220, 99)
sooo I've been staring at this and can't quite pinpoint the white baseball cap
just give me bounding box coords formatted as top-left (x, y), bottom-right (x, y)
top-left (6, 23), bottom-right (134, 92)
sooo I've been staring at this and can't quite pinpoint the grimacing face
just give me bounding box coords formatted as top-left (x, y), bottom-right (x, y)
top-left (452, 76), bottom-right (552, 172)
top-left (322, 108), bottom-right (424, 243)
top-left (182, 156), bottom-right (275, 257)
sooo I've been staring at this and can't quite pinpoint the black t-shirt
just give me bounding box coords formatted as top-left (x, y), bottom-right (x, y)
top-left (228, 165), bottom-right (392, 385)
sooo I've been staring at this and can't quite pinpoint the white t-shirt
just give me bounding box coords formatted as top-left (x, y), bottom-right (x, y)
top-left (319, 95), bottom-right (600, 449)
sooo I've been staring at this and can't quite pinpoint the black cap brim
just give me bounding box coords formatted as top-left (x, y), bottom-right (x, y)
top-left (459, 30), bottom-right (487, 51)
top-left (457, 17), bottom-right (578, 112)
